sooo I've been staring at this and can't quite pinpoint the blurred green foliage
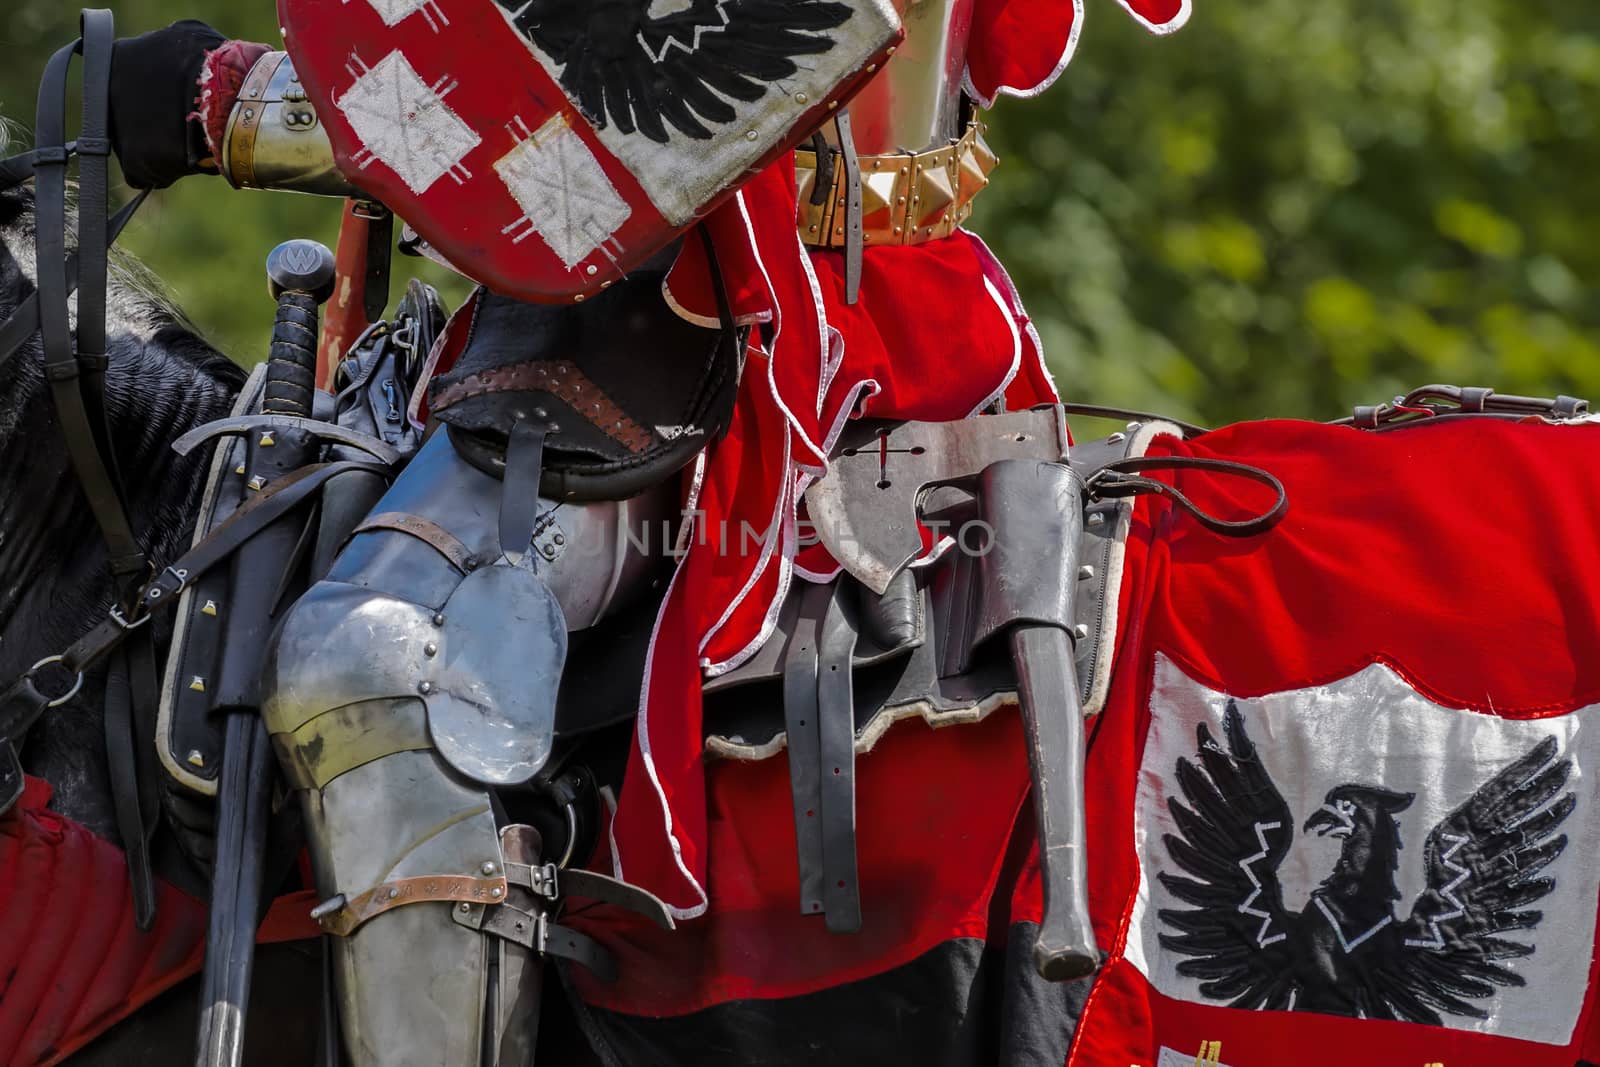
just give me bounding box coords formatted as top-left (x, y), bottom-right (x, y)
top-left (3, 0), bottom-right (1598, 423)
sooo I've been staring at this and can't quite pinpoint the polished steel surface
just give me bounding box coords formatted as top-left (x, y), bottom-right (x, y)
top-left (328, 431), bottom-right (675, 631)
top-left (262, 568), bottom-right (563, 786)
top-left (222, 51), bottom-right (357, 197)
top-left (302, 748), bottom-right (510, 1065)
top-left (824, 0), bottom-right (977, 155)
top-left (427, 564), bottom-right (566, 786)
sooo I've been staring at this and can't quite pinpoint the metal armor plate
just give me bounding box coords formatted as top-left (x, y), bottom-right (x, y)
top-left (278, 0), bottom-right (903, 303)
top-left (263, 564), bottom-right (566, 785)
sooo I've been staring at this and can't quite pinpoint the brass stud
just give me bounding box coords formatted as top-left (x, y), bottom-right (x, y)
top-left (234, 463), bottom-right (246, 476)
top-left (246, 475), bottom-right (266, 492)
top-left (202, 599), bottom-right (219, 617)
top-left (189, 676), bottom-right (206, 693)
top-left (186, 749), bottom-right (206, 768)
top-left (259, 431), bottom-right (275, 447)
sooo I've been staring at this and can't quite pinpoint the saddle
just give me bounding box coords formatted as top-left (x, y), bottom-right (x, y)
top-left (431, 253), bottom-right (743, 502)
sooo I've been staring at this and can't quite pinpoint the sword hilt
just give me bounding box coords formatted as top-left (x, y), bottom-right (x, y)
top-left (262, 239), bottom-right (334, 418)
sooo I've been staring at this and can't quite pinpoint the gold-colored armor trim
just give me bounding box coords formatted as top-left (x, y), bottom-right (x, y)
top-left (222, 51), bottom-right (357, 197)
top-left (796, 119), bottom-right (998, 249)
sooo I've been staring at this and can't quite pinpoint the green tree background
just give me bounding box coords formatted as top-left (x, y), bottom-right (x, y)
top-left (2, 0), bottom-right (1596, 426)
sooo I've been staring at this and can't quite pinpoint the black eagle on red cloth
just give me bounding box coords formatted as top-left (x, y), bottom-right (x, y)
top-left (1157, 701), bottom-right (1574, 1025)
top-left (495, 0), bottom-right (854, 143)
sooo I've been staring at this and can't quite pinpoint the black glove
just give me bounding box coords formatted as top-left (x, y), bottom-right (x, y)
top-left (108, 20), bottom-right (225, 189)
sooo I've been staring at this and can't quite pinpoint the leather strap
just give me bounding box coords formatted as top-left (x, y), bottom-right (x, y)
top-left (781, 581), bottom-right (830, 917)
top-left (104, 647), bottom-right (157, 928)
top-left (33, 16), bottom-right (147, 582)
top-left (499, 419), bottom-right (547, 565)
top-left (816, 579), bottom-right (862, 933)
top-left (834, 110), bottom-right (863, 306)
top-left (0, 458), bottom-right (387, 776)
top-left (479, 905), bottom-right (618, 982)
top-left (1086, 455), bottom-right (1289, 537)
top-left (350, 511), bottom-right (480, 573)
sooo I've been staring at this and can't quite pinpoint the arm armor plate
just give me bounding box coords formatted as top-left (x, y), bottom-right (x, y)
top-left (222, 51), bottom-right (358, 198)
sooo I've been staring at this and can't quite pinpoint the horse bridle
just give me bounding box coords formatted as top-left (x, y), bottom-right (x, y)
top-left (0, 10), bottom-right (167, 928)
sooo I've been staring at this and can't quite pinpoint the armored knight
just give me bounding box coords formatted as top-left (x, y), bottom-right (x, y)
top-left (78, 0), bottom-right (1192, 1063)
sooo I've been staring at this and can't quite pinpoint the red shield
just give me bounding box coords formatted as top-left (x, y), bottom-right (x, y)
top-left (278, 0), bottom-right (903, 303)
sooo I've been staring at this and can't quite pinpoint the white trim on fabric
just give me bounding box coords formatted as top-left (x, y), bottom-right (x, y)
top-left (610, 557), bottom-right (710, 921)
top-left (794, 561), bottom-right (844, 583)
top-left (1082, 419), bottom-right (1183, 716)
top-left (704, 691), bottom-right (1021, 762)
top-left (961, 0), bottom-right (1084, 108)
top-left (966, 275), bottom-right (1023, 416)
top-left (962, 228), bottom-right (1061, 402)
top-left (1116, 0), bottom-right (1193, 36)
top-left (696, 416), bottom-right (792, 672)
top-left (701, 376), bottom-right (879, 678)
top-left (660, 269), bottom-right (774, 330)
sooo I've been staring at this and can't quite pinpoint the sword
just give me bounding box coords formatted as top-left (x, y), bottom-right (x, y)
top-left (195, 239), bottom-right (336, 1067)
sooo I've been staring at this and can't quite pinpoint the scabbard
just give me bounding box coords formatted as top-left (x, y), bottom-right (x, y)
top-left (970, 459), bottom-right (1099, 981)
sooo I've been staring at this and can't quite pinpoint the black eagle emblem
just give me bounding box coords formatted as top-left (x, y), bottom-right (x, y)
top-left (495, 0), bottom-right (854, 143)
top-left (1158, 701), bottom-right (1575, 1025)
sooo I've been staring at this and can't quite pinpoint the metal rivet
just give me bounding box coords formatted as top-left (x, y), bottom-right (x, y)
top-left (586, 264), bottom-right (598, 276)
top-left (573, 294), bottom-right (584, 302)
top-left (1087, 512), bottom-right (1106, 527)
top-left (745, 129), bottom-right (759, 141)
top-left (388, 887), bottom-right (400, 899)
top-left (243, 108), bottom-right (255, 121)
top-left (186, 749), bottom-right (206, 768)
top-left (552, 533), bottom-right (565, 546)
top-left (866, 63), bottom-right (877, 73)
top-left (481, 862), bottom-right (496, 875)
top-left (418, 681), bottom-right (433, 695)
top-left (491, 887), bottom-right (503, 898)
top-left (458, 902), bottom-right (470, 913)
top-left (827, 100), bottom-right (839, 110)
top-left (795, 91), bottom-right (808, 104)
top-left (1107, 432), bottom-right (1127, 444)
top-left (1126, 421), bottom-right (1143, 433)
top-left (1073, 623), bottom-right (1090, 641)
top-left (1078, 565), bottom-right (1095, 581)
top-left (424, 642), bottom-right (438, 657)
top-left (433, 613), bottom-right (445, 626)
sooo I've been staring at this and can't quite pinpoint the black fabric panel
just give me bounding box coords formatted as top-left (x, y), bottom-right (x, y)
top-left (564, 922), bottom-right (1093, 1067)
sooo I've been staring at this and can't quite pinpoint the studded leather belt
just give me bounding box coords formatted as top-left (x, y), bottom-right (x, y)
top-left (796, 120), bottom-right (998, 250)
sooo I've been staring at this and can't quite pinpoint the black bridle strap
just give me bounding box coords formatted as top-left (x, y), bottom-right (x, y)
top-left (77, 10), bottom-right (123, 485)
top-left (34, 12), bottom-right (146, 581)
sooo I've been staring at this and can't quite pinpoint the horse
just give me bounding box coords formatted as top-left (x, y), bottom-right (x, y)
top-left (0, 173), bottom-right (345, 1065)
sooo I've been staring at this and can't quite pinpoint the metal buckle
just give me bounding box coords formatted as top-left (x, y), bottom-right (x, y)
top-left (1340, 384), bottom-right (1591, 428)
top-left (109, 604), bottom-right (151, 631)
top-left (28, 655), bottom-right (84, 709)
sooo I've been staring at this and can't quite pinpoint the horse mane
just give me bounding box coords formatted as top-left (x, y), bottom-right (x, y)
top-left (0, 157), bottom-right (246, 837)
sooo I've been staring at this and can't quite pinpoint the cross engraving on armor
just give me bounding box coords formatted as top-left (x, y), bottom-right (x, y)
top-left (837, 428), bottom-right (926, 490)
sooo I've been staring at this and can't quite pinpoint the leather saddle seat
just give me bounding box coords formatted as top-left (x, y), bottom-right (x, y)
top-left (429, 267), bottom-right (740, 502)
